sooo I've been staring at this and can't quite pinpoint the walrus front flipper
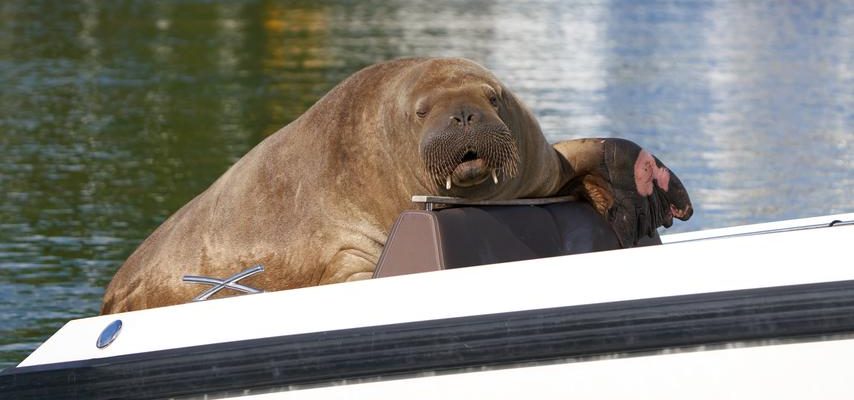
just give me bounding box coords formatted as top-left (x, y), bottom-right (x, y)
top-left (553, 138), bottom-right (693, 247)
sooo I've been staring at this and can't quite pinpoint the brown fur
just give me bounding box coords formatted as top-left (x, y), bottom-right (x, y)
top-left (101, 58), bottom-right (572, 313)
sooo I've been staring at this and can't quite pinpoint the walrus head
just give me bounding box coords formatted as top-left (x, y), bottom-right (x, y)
top-left (414, 72), bottom-right (521, 198)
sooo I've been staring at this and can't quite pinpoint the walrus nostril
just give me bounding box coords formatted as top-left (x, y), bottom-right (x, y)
top-left (450, 109), bottom-right (480, 127)
top-left (461, 150), bottom-right (478, 162)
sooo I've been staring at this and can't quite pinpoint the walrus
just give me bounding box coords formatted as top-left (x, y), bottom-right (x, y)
top-left (102, 57), bottom-right (692, 314)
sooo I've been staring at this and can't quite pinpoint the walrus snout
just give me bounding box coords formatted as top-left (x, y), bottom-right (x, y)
top-left (420, 114), bottom-right (520, 192)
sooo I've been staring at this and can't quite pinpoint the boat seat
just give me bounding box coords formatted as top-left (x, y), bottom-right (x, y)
top-left (373, 197), bottom-right (660, 278)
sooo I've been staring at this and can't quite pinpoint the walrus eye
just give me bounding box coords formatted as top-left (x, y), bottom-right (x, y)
top-left (489, 95), bottom-right (499, 109)
top-left (415, 101), bottom-right (430, 119)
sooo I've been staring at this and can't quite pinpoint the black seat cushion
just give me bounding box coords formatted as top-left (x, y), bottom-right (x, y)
top-left (374, 201), bottom-right (660, 278)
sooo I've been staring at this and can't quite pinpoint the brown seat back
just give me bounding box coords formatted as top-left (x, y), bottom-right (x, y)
top-left (373, 201), bottom-right (660, 278)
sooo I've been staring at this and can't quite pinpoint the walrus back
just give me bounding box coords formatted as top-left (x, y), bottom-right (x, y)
top-left (102, 58), bottom-right (434, 314)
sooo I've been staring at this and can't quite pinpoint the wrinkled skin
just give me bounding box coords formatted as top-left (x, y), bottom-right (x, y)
top-left (102, 57), bottom-right (691, 314)
top-left (554, 138), bottom-right (693, 247)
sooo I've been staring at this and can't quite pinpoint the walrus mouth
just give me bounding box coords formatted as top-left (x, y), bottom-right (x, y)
top-left (446, 153), bottom-right (493, 188)
top-left (421, 124), bottom-right (520, 191)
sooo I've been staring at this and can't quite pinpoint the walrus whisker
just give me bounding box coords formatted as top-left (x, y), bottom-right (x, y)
top-left (419, 116), bottom-right (521, 190)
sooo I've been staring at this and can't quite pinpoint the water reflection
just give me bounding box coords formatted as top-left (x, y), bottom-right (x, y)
top-left (0, 0), bottom-right (851, 369)
top-left (488, 2), bottom-right (611, 139)
top-left (700, 1), bottom-right (854, 226)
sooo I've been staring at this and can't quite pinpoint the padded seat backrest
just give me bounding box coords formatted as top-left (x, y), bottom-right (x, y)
top-left (373, 201), bottom-right (660, 278)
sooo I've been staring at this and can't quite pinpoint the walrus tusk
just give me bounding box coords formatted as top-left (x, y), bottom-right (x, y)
top-left (492, 169), bottom-right (498, 184)
top-left (446, 175), bottom-right (452, 190)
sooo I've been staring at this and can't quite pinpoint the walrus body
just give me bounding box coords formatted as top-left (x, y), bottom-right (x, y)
top-left (102, 58), bottom-right (691, 314)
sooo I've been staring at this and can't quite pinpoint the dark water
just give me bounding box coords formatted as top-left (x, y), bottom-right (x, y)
top-left (1, 0), bottom-right (851, 369)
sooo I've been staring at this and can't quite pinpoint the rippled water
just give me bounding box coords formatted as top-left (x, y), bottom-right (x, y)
top-left (1, 0), bottom-right (852, 369)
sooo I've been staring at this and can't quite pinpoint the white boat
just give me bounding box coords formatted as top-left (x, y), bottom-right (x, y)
top-left (2, 198), bottom-right (853, 399)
